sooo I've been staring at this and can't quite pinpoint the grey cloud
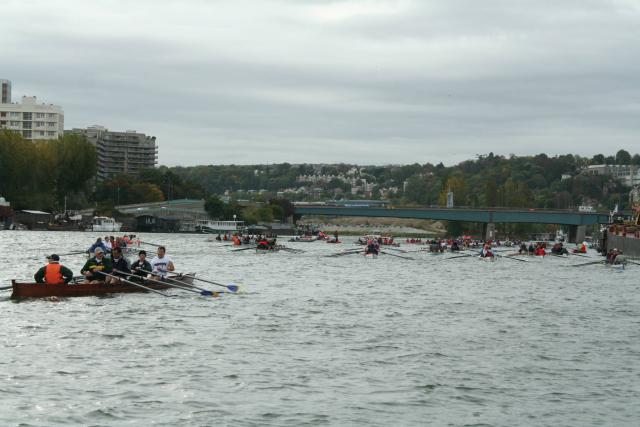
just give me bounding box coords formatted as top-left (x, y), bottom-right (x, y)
top-left (3, 0), bottom-right (639, 166)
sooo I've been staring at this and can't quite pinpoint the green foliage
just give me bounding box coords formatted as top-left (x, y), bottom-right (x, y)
top-left (0, 131), bottom-right (96, 210)
top-left (204, 195), bottom-right (225, 219)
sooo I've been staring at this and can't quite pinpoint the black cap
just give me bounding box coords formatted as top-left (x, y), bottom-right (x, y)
top-left (47, 254), bottom-right (60, 261)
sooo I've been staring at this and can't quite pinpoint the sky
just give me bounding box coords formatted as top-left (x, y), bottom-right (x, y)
top-left (3, 0), bottom-right (640, 166)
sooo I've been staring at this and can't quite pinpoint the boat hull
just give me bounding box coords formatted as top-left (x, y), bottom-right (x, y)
top-left (11, 274), bottom-right (195, 299)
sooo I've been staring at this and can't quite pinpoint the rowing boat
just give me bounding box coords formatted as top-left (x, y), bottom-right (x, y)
top-left (10, 274), bottom-right (195, 299)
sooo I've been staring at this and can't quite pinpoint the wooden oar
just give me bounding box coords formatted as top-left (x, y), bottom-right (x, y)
top-left (380, 250), bottom-right (413, 260)
top-left (0, 285), bottom-right (13, 292)
top-left (128, 272), bottom-right (221, 297)
top-left (141, 269), bottom-right (239, 292)
top-left (95, 271), bottom-right (172, 297)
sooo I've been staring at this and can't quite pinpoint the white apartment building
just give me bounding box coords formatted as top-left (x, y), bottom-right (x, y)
top-left (583, 164), bottom-right (640, 187)
top-left (0, 79), bottom-right (64, 140)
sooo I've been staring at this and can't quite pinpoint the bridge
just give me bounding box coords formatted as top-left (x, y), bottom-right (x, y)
top-left (293, 205), bottom-right (611, 242)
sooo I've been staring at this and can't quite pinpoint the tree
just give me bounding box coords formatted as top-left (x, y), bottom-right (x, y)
top-left (591, 154), bottom-right (605, 164)
top-left (615, 149), bottom-right (632, 165)
top-left (205, 195), bottom-right (226, 219)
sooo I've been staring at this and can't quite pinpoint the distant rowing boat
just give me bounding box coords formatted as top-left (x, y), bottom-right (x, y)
top-left (11, 274), bottom-right (195, 299)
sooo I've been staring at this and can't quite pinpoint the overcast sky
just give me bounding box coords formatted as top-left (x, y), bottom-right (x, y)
top-left (3, 0), bottom-right (640, 166)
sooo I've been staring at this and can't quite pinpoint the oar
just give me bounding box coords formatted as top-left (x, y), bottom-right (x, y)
top-left (444, 254), bottom-right (475, 260)
top-left (231, 247), bottom-right (256, 252)
top-left (95, 271), bottom-right (173, 297)
top-left (497, 254), bottom-right (528, 262)
top-left (571, 260), bottom-right (606, 267)
top-left (325, 248), bottom-right (364, 257)
top-left (141, 269), bottom-right (239, 292)
top-left (384, 247), bottom-right (409, 253)
top-left (380, 250), bottom-right (413, 260)
top-left (57, 250), bottom-right (90, 257)
top-left (569, 252), bottom-right (591, 258)
top-left (625, 259), bottom-right (640, 266)
top-left (281, 247), bottom-right (305, 254)
top-left (125, 271), bottom-right (221, 297)
top-left (0, 284), bottom-right (13, 292)
top-left (139, 241), bottom-right (163, 248)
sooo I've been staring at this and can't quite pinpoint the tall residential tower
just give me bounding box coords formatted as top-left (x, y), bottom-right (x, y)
top-left (67, 126), bottom-right (158, 180)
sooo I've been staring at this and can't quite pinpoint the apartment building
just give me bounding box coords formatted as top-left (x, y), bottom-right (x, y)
top-left (0, 79), bottom-right (64, 140)
top-left (67, 126), bottom-right (158, 180)
top-left (583, 164), bottom-right (640, 187)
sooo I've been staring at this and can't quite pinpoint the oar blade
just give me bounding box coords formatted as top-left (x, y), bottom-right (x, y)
top-left (227, 284), bottom-right (239, 293)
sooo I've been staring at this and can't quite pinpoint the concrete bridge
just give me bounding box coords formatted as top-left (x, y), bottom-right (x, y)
top-left (293, 205), bottom-right (611, 242)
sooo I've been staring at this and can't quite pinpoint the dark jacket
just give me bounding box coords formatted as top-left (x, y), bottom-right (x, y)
top-left (131, 260), bottom-right (152, 277)
top-left (111, 256), bottom-right (131, 277)
top-left (80, 257), bottom-right (113, 281)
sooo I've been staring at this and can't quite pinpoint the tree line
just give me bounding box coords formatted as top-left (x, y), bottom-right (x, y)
top-left (2, 129), bottom-right (637, 227)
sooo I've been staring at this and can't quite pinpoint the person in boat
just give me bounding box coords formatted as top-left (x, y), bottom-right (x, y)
top-left (103, 236), bottom-right (112, 252)
top-left (256, 237), bottom-right (271, 250)
top-left (606, 248), bottom-right (625, 265)
top-left (450, 240), bottom-right (460, 252)
top-left (365, 239), bottom-right (379, 255)
top-left (150, 246), bottom-right (175, 278)
top-left (88, 237), bottom-right (106, 254)
top-left (528, 242), bottom-right (535, 255)
top-left (80, 247), bottom-right (113, 284)
top-left (535, 244), bottom-right (547, 256)
top-left (551, 242), bottom-right (568, 255)
top-left (518, 242), bottom-right (528, 255)
top-left (130, 250), bottom-right (152, 281)
top-left (480, 244), bottom-right (494, 258)
top-left (215, 234), bottom-right (222, 241)
top-left (573, 242), bottom-right (588, 253)
top-left (107, 246), bottom-right (131, 284)
top-left (34, 254), bottom-right (74, 285)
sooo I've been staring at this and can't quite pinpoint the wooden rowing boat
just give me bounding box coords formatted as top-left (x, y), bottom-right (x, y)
top-left (11, 274), bottom-right (195, 299)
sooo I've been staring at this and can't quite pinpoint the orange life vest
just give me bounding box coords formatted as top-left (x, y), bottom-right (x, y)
top-left (45, 263), bottom-right (64, 284)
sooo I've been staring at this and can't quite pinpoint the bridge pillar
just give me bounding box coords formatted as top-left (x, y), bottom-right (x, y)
top-left (483, 223), bottom-right (496, 241)
top-left (568, 225), bottom-right (586, 243)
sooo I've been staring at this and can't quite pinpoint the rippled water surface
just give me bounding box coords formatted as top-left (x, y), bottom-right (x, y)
top-left (1, 231), bottom-right (639, 426)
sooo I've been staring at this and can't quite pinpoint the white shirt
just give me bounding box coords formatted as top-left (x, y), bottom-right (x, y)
top-left (150, 255), bottom-right (173, 276)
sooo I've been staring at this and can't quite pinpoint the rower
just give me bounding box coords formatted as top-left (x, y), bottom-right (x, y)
top-left (88, 237), bottom-right (106, 254)
top-left (150, 245), bottom-right (175, 279)
top-left (106, 246), bottom-right (131, 284)
top-left (80, 247), bottom-right (113, 284)
top-left (34, 254), bottom-right (74, 284)
top-left (480, 244), bottom-right (494, 258)
top-left (131, 250), bottom-right (152, 279)
top-left (519, 243), bottom-right (527, 254)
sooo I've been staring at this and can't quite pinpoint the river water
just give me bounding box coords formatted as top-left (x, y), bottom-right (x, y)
top-left (0, 231), bottom-right (638, 426)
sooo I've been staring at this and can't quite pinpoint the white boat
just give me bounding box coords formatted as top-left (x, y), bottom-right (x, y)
top-left (91, 216), bottom-right (122, 232)
top-left (195, 219), bottom-right (245, 234)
